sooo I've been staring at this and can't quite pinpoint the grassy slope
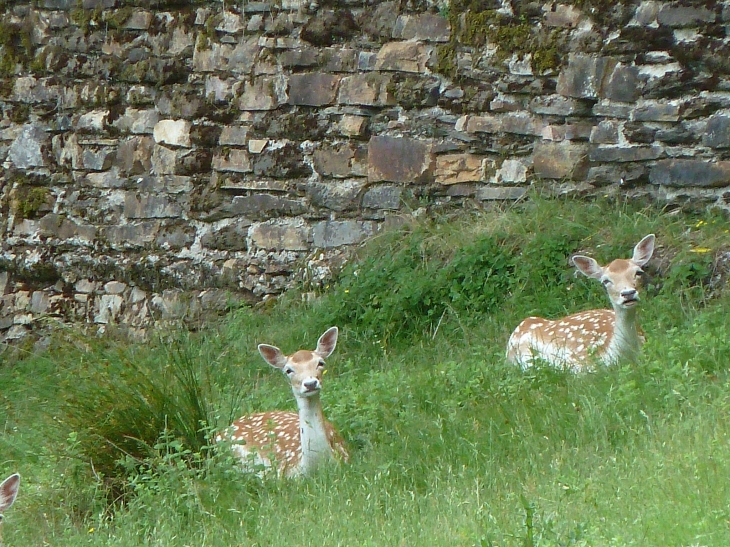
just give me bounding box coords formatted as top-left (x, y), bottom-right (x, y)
top-left (1, 197), bottom-right (729, 546)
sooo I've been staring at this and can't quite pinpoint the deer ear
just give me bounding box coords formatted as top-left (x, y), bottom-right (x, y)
top-left (572, 255), bottom-right (603, 279)
top-left (632, 234), bottom-right (655, 266)
top-left (258, 344), bottom-right (287, 370)
top-left (0, 474), bottom-right (19, 513)
top-left (315, 327), bottom-right (338, 358)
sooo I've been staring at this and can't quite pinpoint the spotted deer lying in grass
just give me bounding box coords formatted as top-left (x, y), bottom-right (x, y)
top-left (0, 474), bottom-right (20, 545)
top-left (506, 234), bottom-right (656, 371)
top-left (218, 327), bottom-right (348, 477)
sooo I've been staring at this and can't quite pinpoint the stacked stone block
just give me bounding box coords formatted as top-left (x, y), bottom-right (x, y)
top-left (1, 0), bottom-right (730, 342)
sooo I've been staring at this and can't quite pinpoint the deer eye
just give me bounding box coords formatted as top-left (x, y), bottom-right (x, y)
top-left (601, 278), bottom-right (612, 286)
top-left (317, 360), bottom-right (326, 369)
top-left (284, 367), bottom-right (295, 375)
top-left (636, 269), bottom-right (645, 277)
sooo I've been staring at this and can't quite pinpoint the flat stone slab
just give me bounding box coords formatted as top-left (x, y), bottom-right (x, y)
top-left (288, 73), bottom-right (340, 106)
top-left (533, 141), bottom-right (590, 180)
top-left (368, 136), bottom-right (433, 183)
top-left (650, 159), bottom-right (730, 188)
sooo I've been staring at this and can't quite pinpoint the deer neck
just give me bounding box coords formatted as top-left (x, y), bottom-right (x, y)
top-left (295, 394), bottom-right (332, 475)
top-left (606, 304), bottom-right (642, 364)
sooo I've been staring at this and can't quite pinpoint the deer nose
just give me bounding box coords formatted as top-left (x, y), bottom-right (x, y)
top-left (303, 379), bottom-right (320, 391)
top-left (621, 288), bottom-right (638, 299)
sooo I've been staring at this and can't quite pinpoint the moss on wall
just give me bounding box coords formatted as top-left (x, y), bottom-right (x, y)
top-left (0, 17), bottom-right (34, 77)
top-left (12, 186), bottom-right (51, 220)
top-left (434, 4), bottom-right (564, 80)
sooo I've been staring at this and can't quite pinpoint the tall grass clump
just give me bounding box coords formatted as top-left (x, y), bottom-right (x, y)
top-left (57, 329), bottom-right (247, 497)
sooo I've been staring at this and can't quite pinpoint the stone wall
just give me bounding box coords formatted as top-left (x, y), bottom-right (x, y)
top-left (1, 0), bottom-right (730, 342)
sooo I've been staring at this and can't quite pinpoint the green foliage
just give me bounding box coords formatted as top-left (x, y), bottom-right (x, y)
top-left (324, 229), bottom-right (521, 343)
top-left (662, 252), bottom-right (713, 293)
top-left (118, 430), bottom-right (263, 542)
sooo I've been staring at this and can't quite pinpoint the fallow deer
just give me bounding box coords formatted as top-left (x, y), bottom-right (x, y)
top-left (218, 327), bottom-right (348, 477)
top-left (0, 473), bottom-right (20, 545)
top-left (506, 234), bottom-right (656, 371)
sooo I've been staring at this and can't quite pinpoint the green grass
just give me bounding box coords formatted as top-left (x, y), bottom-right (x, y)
top-left (2, 196), bottom-right (730, 546)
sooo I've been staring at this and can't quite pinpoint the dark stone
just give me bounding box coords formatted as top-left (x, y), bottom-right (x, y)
top-left (250, 221), bottom-right (310, 251)
top-left (39, 214), bottom-right (97, 241)
top-left (533, 141), bottom-right (590, 180)
top-left (589, 145), bottom-right (663, 163)
top-left (40, 0), bottom-right (76, 7)
top-left (252, 142), bottom-right (312, 179)
top-left (229, 194), bottom-right (307, 220)
top-left (313, 143), bottom-right (367, 178)
top-left (82, 0), bottom-right (116, 7)
top-left (641, 68), bottom-right (715, 100)
top-left (157, 89), bottom-right (209, 119)
top-left (477, 186), bottom-right (528, 200)
top-left (589, 120), bottom-right (620, 144)
top-left (312, 220), bottom-right (377, 248)
top-left (307, 180), bottom-right (366, 211)
top-left (191, 125), bottom-right (222, 147)
top-left (255, 110), bottom-right (329, 141)
top-left (388, 75), bottom-right (440, 109)
top-left (556, 54), bottom-right (616, 99)
top-left (529, 95), bottom-right (593, 117)
top-left (156, 223), bottom-right (196, 250)
top-left (200, 220), bottom-right (251, 251)
top-left (655, 124), bottom-right (699, 145)
top-left (117, 58), bottom-right (189, 86)
top-left (393, 13), bottom-right (450, 42)
top-left (125, 193), bottom-right (184, 219)
top-left (301, 10), bottom-right (359, 47)
top-left (650, 159), bottom-right (730, 187)
top-left (586, 164), bottom-right (649, 186)
top-left (359, 1), bottom-right (399, 43)
top-left (288, 73), bottom-right (340, 107)
top-left (103, 221), bottom-right (161, 249)
top-left (368, 136), bottom-right (433, 183)
top-left (703, 114), bottom-right (730, 148)
top-left (632, 102), bottom-right (680, 122)
top-left (265, 13), bottom-right (294, 37)
top-left (623, 122), bottom-right (658, 144)
top-left (657, 4), bottom-right (716, 27)
top-left (601, 64), bottom-right (641, 102)
top-left (321, 47), bottom-right (358, 72)
top-left (362, 185), bottom-right (402, 209)
top-left (279, 49), bottom-right (319, 68)
top-left (630, 28), bottom-right (677, 56)
top-left (177, 149), bottom-right (212, 176)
